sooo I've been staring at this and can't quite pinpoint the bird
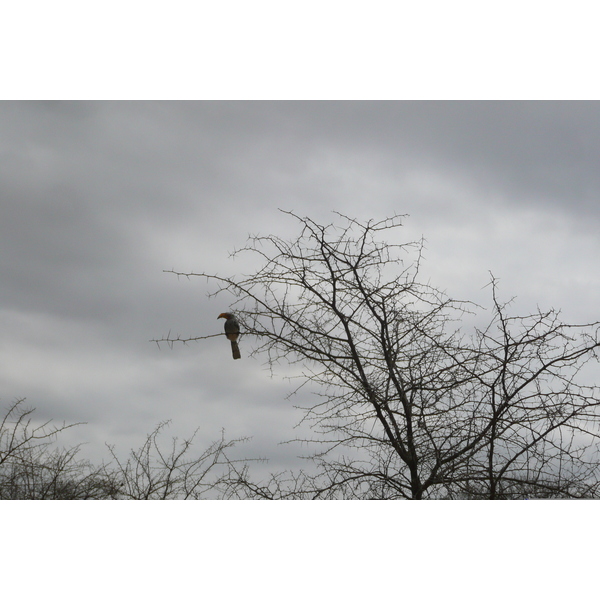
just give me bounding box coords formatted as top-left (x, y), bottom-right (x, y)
top-left (217, 312), bottom-right (241, 359)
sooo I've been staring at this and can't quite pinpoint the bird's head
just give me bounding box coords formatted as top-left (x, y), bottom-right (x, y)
top-left (218, 312), bottom-right (234, 320)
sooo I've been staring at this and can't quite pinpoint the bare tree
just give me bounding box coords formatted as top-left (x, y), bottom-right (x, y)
top-left (0, 399), bottom-right (252, 499)
top-left (105, 422), bottom-right (254, 499)
top-left (0, 399), bottom-right (120, 499)
top-left (158, 211), bottom-right (600, 499)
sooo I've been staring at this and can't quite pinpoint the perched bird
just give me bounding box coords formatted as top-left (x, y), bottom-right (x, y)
top-left (217, 312), bottom-right (241, 360)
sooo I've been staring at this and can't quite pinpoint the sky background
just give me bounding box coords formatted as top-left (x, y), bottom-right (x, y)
top-left (2, 101), bottom-right (600, 483)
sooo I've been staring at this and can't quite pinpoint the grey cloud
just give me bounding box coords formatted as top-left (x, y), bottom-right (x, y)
top-left (1, 101), bottom-right (599, 477)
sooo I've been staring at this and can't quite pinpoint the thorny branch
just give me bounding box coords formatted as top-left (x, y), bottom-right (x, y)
top-left (157, 211), bottom-right (600, 499)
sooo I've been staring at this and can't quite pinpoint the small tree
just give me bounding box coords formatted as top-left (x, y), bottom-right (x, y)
top-left (105, 423), bottom-right (252, 499)
top-left (0, 398), bottom-right (120, 499)
top-left (159, 211), bottom-right (600, 499)
top-left (0, 399), bottom-right (250, 500)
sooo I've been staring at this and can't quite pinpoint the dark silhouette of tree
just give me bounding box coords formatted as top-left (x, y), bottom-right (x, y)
top-left (159, 211), bottom-right (600, 499)
top-left (0, 398), bottom-right (119, 499)
top-left (0, 399), bottom-right (250, 499)
top-left (105, 423), bottom-right (251, 499)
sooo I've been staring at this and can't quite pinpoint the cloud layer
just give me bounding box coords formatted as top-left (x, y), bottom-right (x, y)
top-left (1, 101), bottom-right (599, 476)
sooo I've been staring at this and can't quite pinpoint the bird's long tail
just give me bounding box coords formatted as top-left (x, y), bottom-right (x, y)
top-left (231, 340), bottom-right (241, 360)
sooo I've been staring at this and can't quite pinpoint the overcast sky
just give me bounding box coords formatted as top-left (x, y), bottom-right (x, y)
top-left (2, 101), bottom-right (600, 481)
